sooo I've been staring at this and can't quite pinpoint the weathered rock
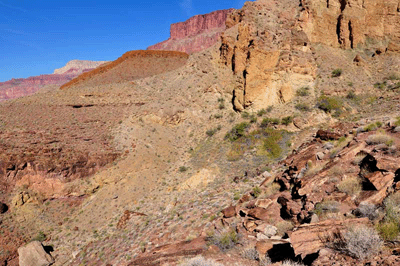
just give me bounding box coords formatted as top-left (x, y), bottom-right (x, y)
top-left (316, 152), bottom-right (325, 160)
top-left (254, 224), bottom-right (277, 237)
top-left (247, 204), bottom-right (284, 224)
top-left (221, 205), bottom-right (236, 218)
top-left (316, 130), bottom-right (341, 141)
top-left (290, 218), bottom-right (369, 259)
top-left (18, 241), bottom-right (54, 266)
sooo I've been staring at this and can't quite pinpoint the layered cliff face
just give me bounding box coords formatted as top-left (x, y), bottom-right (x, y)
top-left (219, 0), bottom-right (400, 110)
top-left (0, 60), bottom-right (108, 101)
top-left (147, 9), bottom-right (234, 54)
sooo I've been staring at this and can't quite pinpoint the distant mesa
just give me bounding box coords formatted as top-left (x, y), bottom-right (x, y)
top-left (60, 50), bottom-right (189, 90)
top-left (0, 60), bottom-right (108, 101)
top-left (53, 59), bottom-right (109, 75)
top-left (148, 9), bottom-right (234, 54)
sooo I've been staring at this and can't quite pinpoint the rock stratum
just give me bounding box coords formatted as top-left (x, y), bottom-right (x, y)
top-left (147, 9), bottom-right (234, 54)
top-left (0, 60), bottom-right (107, 101)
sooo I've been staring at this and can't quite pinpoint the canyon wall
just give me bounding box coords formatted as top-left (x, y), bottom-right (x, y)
top-left (148, 9), bottom-right (234, 54)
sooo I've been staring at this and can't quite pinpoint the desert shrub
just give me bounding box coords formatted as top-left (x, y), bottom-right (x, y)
top-left (282, 260), bottom-right (305, 266)
top-left (218, 103), bottom-right (225, 109)
top-left (206, 129), bottom-right (217, 137)
top-left (384, 192), bottom-right (400, 222)
top-left (266, 106), bottom-right (273, 112)
top-left (281, 116), bottom-right (293, 126)
top-left (376, 221), bottom-right (399, 241)
top-left (331, 68), bottom-right (342, 77)
top-left (366, 133), bottom-right (394, 146)
top-left (354, 202), bottom-right (378, 221)
top-left (296, 86), bottom-right (310, 96)
top-left (262, 128), bottom-right (284, 159)
top-left (364, 121), bottom-right (382, 132)
top-left (314, 200), bottom-right (340, 216)
top-left (241, 247), bottom-right (259, 260)
top-left (295, 103), bottom-right (311, 112)
top-left (252, 186), bottom-right (262, 198)
top-left (225, 122), bottom-right (250, 141)
top-left (241, 111), bottom-right (250, 119)
top-left (344, 226), bottom-right (383, 259)
top-left (374, 82), bottom-right (386, 89)
top-left (337, 177), bottom-right (361, 196)
top-left (352, 153), bottom-right (366, 166)
top-left (346, 91), bottom-right (357, 100)
top-left (180, 256), bottom-right (223, 266)
top-left (217, 97), bottom-right (224, 103)
top-left (179, 166), bottom-right (188, 172)
top-left (316, 96), bottom-right (343, 114)
top-left (257, 109), bottom-right (267, 116)
top-left (387, 74), bottom-right (400, 80)
top-left (31, 231), bottom-right (46, 242)
top-left (207, 229), bottom-right (239, 252)
top-left (249, 114), bottom-right (257, 123)
top-left (260, 117), bottom-right (280, 128)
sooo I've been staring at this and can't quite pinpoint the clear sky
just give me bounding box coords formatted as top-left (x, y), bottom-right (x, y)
top-left (0, 0), bottom-right (249, 82)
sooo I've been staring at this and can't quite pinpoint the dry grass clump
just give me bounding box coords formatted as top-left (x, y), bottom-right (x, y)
top-left (344, 226), bottom-right (383, 259)
top-left (207, 229), bottom-right (239, 252)
top-left (352, 153), bottom-right (366, 166)
top-left (241, 247), bottom-right (259, 261)
top-left (324, 226), bottom-right (383, 260)
top-left (179, 256), bottom-right (223, 266)
top-left (337, 177), bottom-right (362, 196)
top-left (282, 260), bottom-right (305, 266)
top-left (276, 220), bottom-right (294, 236)
top-left (366, 133), bottom-right (394, 146)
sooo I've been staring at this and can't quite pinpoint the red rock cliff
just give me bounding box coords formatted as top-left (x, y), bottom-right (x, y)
top-left (148, 9), bottom-right (234, 54)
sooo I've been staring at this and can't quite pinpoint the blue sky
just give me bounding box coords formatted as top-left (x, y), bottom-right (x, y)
top-left (0, 0), bottom-right (248, 82)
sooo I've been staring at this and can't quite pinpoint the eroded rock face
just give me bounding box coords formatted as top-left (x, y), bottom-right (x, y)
top-left (53, 60), bottom-right (108, 75)
top-left (147, 9), bottom-right (234, 54)
top-left (219, 0), bottom-right (400, 110)
top-left (18, 241), bottom-right (54, 266)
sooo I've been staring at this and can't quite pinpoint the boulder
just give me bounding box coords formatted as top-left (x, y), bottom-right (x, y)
top-left (221, 205), bottom-right (236, 218)
top-left (290, 218), bottom-right (369, 259)
top-left (18, 241), bottom-right (54, 266)
top-left (316, 130), bottom-right (341, 141)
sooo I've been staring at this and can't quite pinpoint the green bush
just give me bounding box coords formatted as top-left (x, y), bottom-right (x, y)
top-left (376, 221), bottom-right (399, 241)
top-left (257, 109), bottom-right (267, 117)
top-left (262, 128), bottom-right (283, 159)
top-left (225, 122), bottom-right (250, 142)
top-left (331, 68), bottom-right (342, 77)
top-left (317, 96), bottom-right (343, 114)
top-left (208, 229), bottom-right (239, 252)
top-left (295, 103), bottom-right (311, 112)
top-left (346, 91), bottom-right (356, 99)
top-left (260, 117), bottom-right (280, 128)
top-left (296, 86), bottom-right (310, 97)
top-left (249, 114), bottom-right (257, 123)
top-left (31, 231), bottom-right (47, 242)
top-left (281, 116), bottom-right (293, 126)
top-left (179, 166), bottom-right (188, 172)
top-left (252, 186), bottom-right (262, 198)
top-left (241, 111), bottom-right (250, 119)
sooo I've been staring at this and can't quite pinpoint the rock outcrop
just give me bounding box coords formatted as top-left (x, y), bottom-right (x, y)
top-left (147, 9), bottom-right (234, 54)
top-left (219, 0), bottom-right (400, 110)
top-left (0, 60), bottom-right (107, 101)
top-left (18, 241), bottom-right (54, 266)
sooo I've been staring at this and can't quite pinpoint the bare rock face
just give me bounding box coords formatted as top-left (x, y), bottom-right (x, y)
top-left (219, 0), bottom-right (400, 110)
top-left (18, 241), bottom-right (54, 266)
top-left (0, 60), bottom-right (108, 101)
top-left (53, 60), bottom-right (108, 75)
top-left (148, 9), bottom-right (234, 54)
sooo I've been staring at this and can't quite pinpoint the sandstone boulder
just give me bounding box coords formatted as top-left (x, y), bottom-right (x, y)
top-left (18, 241), bottom-right (54, 266)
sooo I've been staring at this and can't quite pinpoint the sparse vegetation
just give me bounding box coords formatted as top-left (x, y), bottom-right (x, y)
top-left (295, 103), bottom-right (311, 112)
top-left (225, 122), bottom-right (250, 142)
top-left (331, 68), bottom-right (342, 77)
top-left (207, 229), bottom-right (239, 252)
top-left (344, 226), bottom-right (383, 259)
top-left (296, 86), bottom-right (310, 97)
top-left (31, 231), bottom-right (47, 242)
top-left (180, 256), bottom-right (223, 266)
top-left (241, 247), bottom-right (259, 261)
top-left (252, 186), bottom-right (262, 198)
top-left (281, 116), bottom-right (293, 126)
top-left (337, 177), bottom-right (361, 196)
top-left (317, 96), bottom-right (343, 116)
top-left (260, 117), bottom-right (280, 128)
top-left (314, 200), bottom-right (340, 216)
top-left (179, 166), bottom-right (188, 172)
top-left (366, 133), bottom-right (394, 146)
top-left (257, 109), bottom-right (267, 117)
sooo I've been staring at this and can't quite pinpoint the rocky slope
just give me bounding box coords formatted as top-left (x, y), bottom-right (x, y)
top-left (0, 60), bottom-right (107, 101)
top-left (1, 0), bottom-right (400, 265)
top-left (147, 9), bottom-right (234, 54)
